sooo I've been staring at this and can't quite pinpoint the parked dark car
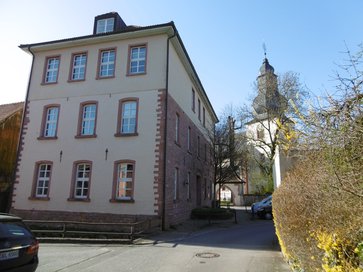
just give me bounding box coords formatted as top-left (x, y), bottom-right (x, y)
top-left (251, 195), bottom-right (273, 219)
top-left (0, 213), bottom-right (39, 272)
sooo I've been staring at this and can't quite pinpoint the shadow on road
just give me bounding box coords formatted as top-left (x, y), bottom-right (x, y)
top-left (138, 208), bottom-right (281, 252)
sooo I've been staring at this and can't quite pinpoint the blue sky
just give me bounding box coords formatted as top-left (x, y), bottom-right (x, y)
top-left (0, 0), bottom-right (361, 115)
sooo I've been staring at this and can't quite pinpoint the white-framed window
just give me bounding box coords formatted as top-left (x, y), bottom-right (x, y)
top-left (121, 101), bottom-right (137, 134)
top-left (174, 167), bottom-right (179, 201)
top-left (71, 53), bottom-right (87, 80)
top-left (98, 49), bottom-right (115, 78)
top-left (96, 18), bottom-right (115, 33)
top-left (35, 164), bottom-right (52, 197)
top-left (74, 163), bottom-right (91, 199)
top-left (175, 113), bottom-right (180, 143)
top-left (192, 89), bottom-right (195, 112)
top-left (187, 126), bottom-right (191, 152)
top-left (129, 45), bottom-right (146, 74)
top-left (203, 107), bottom-right (206, 127)
top-left (44, 56), bottom-right (60, 83)
top-left (44, 107), bottom-right (59, 137)
top-left (81, 104), bottom-right (96, 135)
top-left (115, 162), bottom-right (134, 200)
top-left (198, 99), bottom-right (201, 121)
top-left (187, 171), bottom-right (191, 200)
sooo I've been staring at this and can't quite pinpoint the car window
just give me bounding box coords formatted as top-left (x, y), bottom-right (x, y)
top-left (0, 222), bottom-right (33, 238)
top-left (262, 196), bottom-right (272, 204)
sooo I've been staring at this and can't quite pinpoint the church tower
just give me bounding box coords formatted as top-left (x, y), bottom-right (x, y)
top-left (252, 58), bottom-right (287, 121)
top-left (246, 56), bottom-right (288, 192)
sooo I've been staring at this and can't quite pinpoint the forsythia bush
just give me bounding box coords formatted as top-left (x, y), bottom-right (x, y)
top-left (273, 152), bottom-right (363, 272)
top-left (273, 46), bottom-right (363, 271)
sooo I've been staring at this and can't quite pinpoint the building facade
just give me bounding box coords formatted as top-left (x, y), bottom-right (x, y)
top-left (11, 12), bottom-right (217, 229)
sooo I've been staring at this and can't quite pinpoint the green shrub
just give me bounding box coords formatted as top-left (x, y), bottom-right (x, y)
top-left (191, 207), bottom-right (234, 220)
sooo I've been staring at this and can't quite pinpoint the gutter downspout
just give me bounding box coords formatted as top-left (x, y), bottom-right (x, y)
top-left (7, 46), bottom-right (34, 212)
top-left (161, 26), bottom-right (176, 231)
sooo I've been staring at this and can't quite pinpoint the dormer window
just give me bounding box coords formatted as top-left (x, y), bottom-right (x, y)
top-left (93, 12), bottom-right (127, 35)
top-left (96, 18), bottom-right (115, 34)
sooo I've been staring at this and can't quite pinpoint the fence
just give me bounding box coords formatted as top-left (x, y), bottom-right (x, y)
top-left (24, 218), bottom-right (160, 242)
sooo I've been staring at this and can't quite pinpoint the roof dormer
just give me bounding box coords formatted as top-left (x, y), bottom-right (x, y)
top-left (93, 12), bottom-right (127, 34)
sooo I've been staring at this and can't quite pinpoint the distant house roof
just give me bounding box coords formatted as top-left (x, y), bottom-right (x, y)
top-left (0, 102), bottom-right (24, 124)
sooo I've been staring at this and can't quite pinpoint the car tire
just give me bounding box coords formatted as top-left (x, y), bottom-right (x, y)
top-left (264, 213), bottom-right (272, 220)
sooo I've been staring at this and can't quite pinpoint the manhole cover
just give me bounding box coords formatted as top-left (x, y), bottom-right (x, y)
top-left (195, 252), bottom-right (220, 258)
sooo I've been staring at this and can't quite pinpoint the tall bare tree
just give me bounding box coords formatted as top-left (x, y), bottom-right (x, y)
top-left (212, 106), bottom-right (247, 205)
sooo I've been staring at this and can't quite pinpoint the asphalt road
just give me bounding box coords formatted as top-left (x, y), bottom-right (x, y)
top-left (36, 211), bottom-right (290, 272)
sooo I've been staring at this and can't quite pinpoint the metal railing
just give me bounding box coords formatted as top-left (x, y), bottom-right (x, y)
top-left (24, 219), bottom-right (159, 242)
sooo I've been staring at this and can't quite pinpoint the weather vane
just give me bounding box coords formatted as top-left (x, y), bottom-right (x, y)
top-left (262, 42), bottom-right (267, 58)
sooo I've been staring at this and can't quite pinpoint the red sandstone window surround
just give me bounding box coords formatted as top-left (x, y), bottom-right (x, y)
top-left (175, 113), bottom-right (180, 144)
top-left (29, 161), bottom-right (53, 200)
top-left (192, 88), bottom-right (196, 113)
top-left (68, 161), bottom-right (92, 201)
top-left (115, 98), bottom-right (139, 137)
top-left (110, 160), bottom-right (136, 203)
top-left (127, 44), bottom-right (147, 76)
top-left (38, 104), bottom-right (60, 140)
top-left (187, 126), bottom-right (192, 152)
top-left (187, 171), bottom-right (191, 200)
top-left (174, 167), bottom-right (179, 201)
top-left (198, 99), bottom-right (201, 121)
top-left (75, 101), bottom-right (98, 138)
top-left (203, 107), bottom-right (206, 127)
top-left (42, 55), bottom-right (60, 84)
top-left (69, 52), bottom-right (87, 81)
top-left (96, 48), bottom-right (116, 79)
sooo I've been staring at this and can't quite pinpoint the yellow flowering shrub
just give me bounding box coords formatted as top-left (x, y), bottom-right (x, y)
top-left (315, 232), bottom-right (362, 272)
top-left (273, 152), bottom-right (363, 272)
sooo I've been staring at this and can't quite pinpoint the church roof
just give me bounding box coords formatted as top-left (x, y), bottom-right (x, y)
top-left (259, 58), bottom-right (275, 75)
top-left (252, 58), bottom-right (287, 121)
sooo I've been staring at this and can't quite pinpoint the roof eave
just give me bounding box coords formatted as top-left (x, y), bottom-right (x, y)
top-left (18, 21), bottom-right (218, 123)
top-left (19, 23), bottom-right (175, 53)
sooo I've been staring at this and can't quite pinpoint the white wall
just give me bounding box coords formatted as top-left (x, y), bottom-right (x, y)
top-left (14, 34), bottom-right (169, 215)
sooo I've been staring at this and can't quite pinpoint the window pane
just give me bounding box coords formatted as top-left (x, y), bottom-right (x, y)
top-left (116, 163), bottom-right (134, 199)
top-left (36, 164), bottom-right (51, 197)
top-left (81, 104), bottom-right (96, 135)
top-left (72, 54), bottom-right (86, 80)
top-left (96, 18), bottom-right (114, 33)
top-left (99, 50), bottom-right (115, 77)
top-left (121, 101), bottom-right (137, 134)
top-left (44, 107), bottom-right (58, 137)
top-left (45, 58), bottom-right (59, 83)
top-left (129, 46), bottom-right (146, 74)
top-left (74, 163), bottom-right (90, 198)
